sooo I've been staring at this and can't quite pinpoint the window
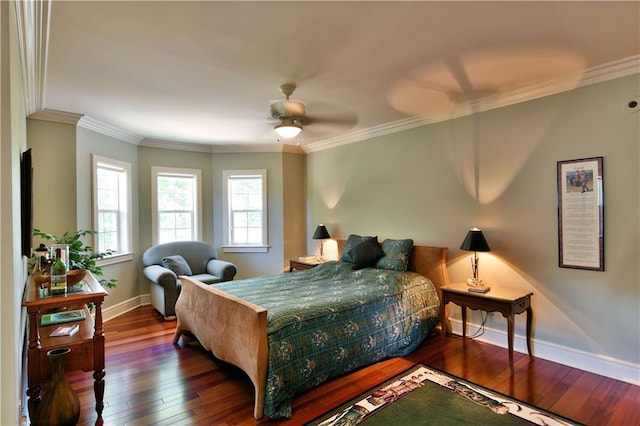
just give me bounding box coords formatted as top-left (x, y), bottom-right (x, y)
top-left (222, 169), bottom-right (268, 252)
top-left (92, 155), bottom-right (132, 257)
top-left (152, 167), bottom-right (201, 244)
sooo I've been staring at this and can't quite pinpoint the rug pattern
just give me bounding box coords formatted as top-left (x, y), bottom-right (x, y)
top-left (309, 364), bottom-right (580, 426)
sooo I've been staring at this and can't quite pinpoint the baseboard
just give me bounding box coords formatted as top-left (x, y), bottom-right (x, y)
top-left (448, 318), bottom-right (640, 386)
top-left (103, 294), bottom-right (151, 323)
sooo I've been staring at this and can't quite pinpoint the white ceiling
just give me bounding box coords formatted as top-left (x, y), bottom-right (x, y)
top-left (35, 1), bottom-right (640, 151)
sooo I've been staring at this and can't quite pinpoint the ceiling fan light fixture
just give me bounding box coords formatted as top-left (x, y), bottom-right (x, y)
top-left (274, 118), bottom-right (302, 139)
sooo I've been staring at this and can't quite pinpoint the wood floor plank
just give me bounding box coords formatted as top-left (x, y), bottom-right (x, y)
top-left (587, 380), bottom-right (632, 426)
top-left (58, 305), bottom-right (638, 426)
top-left (608, 384), bottom-right (640, 426)
top-left (549, 370), bottom-right (603, 420)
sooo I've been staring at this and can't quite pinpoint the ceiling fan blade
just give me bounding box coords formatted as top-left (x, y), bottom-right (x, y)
top-left (304, 111), bottom-right (358, 129)
top-left (298, 98), bottom-right (358, 129)
top-left (270, 99), bottom-right (306, 119)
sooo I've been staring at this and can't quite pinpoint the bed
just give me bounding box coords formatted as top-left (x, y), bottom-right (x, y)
top-left (173, 239), bottom-right (449, 419)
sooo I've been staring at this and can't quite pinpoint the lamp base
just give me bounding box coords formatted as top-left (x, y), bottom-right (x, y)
top-left (466, 277), bottom-right (483, 285)
top-left (466, 277), bottom-right (490, 293)
top-left (468, 286), bottom-right (491, 293)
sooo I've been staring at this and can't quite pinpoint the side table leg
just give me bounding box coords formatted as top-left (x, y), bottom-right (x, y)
top-left (27, 385), bottom-right (41, 422)
top-left (507, 315), bottom-right (515, 374)
top-left (440, 299), bottom-right (448, 347)
top-left (94, 369), bottom-right (105, 425)
top-left (526, 306), bottom-right (534, 358)
top-left (461, 306), bottom-right (467, 338)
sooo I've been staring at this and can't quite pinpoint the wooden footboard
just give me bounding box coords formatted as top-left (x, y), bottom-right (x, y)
top-left (173, 276), bottom-right (268, 419)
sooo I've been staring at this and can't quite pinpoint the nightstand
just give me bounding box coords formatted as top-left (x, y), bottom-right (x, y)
top-left (289, 259), bottom-right (321, 272)
top-left (441, 282), bottom-right (533, 374)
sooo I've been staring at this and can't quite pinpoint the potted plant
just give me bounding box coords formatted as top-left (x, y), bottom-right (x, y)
top-left (32, 228), bottom-right (117, 289)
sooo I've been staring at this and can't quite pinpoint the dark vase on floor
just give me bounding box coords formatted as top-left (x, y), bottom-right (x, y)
top-left (34, 347), bottom-right (81, 426)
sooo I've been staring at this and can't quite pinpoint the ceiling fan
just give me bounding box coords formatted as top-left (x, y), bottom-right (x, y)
top-left (268, 83), bottom-right (358, 141)
top-left (270, 83), bottom-right (306, 139)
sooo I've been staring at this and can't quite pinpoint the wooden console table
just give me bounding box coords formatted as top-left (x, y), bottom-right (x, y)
top-left (23, 271), bottom-right (108, 425)
top-left (441, 283), bottom-right (533, 374)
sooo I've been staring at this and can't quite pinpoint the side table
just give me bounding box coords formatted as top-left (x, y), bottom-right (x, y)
top-left (289, 259), bottom-right (321, 272)
top-left (441, 283), bottom-right (533, 374)
top-left (23, 271), bottom-right (108, 425)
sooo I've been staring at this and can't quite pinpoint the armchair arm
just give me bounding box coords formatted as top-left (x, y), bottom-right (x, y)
top-left (144, 265), bottom-right (178, 289)
top-left (206, 259), bottom-right (237, 282)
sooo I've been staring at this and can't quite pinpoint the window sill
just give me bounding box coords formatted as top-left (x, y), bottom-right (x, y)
top-left (222, 245), bottom-right (270, 253)
top-left (97, 252), bottom-right (134, 267)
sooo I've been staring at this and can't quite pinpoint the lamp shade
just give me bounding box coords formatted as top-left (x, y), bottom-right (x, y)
top-left (460, 227), bottom-right (491, 252)
top-left (312, 224), bottom-right (330, 240)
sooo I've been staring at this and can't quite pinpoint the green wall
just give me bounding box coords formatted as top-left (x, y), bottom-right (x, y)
top-left (307, 75), bottom-right (640, 376)
top-left (137, 146), bottom-right (215, 293)
top-left (76, 127), bottom-right (141, 307)
top-left (28, 120), bottom-right (77, 237)
top-left (211, 151), bottom-right (294, 278)
top-left (283, 152), bottom-right (307, 264)
top-left (137, 146), bottom-right (214, 247)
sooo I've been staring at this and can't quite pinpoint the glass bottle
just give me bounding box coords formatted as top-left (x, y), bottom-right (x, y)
top-left (50, 248), bottom-right (67, 295)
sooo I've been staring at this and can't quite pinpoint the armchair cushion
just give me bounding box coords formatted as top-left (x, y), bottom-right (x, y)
top-left (162, 255), bottom-right (193, 276)
top-left (191, 273), bottom-right (221, 285)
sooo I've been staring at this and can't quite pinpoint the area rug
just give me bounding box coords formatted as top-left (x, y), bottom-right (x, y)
top-left (307, 364), bottom-right (581, 426)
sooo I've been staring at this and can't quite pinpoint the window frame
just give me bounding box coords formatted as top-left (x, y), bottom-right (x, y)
top-left (151, 166), bottom-right (202, 245)
top-left (92, 155), bottom-right (133, 263)
top-left (222, 169), bottom-right (269, 253)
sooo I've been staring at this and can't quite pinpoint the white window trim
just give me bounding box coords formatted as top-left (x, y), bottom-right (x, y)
top-left (92, 154), bottom-right (133, 258)
top-left (151, 166), bottom-right (202, 245)
top-left (222, 169), bottom-right (269, 253)
top-left (97, 252), bottom-right (133, 267)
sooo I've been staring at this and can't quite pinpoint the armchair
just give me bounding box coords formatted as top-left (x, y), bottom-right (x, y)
top-left (142, 241), bottom-right (237, 320)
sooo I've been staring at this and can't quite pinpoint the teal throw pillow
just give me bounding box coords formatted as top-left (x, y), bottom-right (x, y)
top-left (162, 255), bottom-right (193, 276)
top-left (376, 239), bottom-right (414, 271)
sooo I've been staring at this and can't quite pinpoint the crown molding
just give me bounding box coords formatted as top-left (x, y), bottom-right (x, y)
top-left (28, 108), bottom-right (83, 125)
top-left (302, 116), bottom-right (429, 153)
top-left (139, 138), bottom-right (215, 153)
top-left (14, 0), bottom-right (51, 115)
top-left (303, 55), bottom-right (640, 153)
top-left (77, 116), bottom-right (143, 145)
top-left (210, 142), bottom-right (304, 154)
top-left (139, 138), bottom-right (304, 154)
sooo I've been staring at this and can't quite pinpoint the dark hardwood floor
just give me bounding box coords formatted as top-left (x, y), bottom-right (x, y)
top-left (66, 305), bottom-right (638, 425)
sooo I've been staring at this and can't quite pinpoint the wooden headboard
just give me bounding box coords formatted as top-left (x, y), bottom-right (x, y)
top-left (336, 240), bottom-right (450, 300)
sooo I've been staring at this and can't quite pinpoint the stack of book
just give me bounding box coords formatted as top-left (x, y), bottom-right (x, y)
top-left (298, 255), bottom-right (317, 262)
top-left (49, 324), bottom-right (80, 337)
top-left (41, 309), bottom-right (86, 326)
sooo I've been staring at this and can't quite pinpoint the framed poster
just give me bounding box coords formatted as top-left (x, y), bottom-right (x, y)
top-left (557, 157), bottom-right (604, 270)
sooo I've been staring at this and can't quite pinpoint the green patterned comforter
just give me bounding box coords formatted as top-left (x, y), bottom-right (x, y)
top-left (215, 261), bottom-right (440, 419)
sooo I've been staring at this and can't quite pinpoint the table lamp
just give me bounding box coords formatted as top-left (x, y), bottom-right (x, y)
top-left (460, 227), bottom-right (491, 293)
top-left (312, 224), bottom-right (330, 260)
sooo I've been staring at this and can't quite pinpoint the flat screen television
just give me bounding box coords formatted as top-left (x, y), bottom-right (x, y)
top-left (21, 148), bottom-right (33, 257)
